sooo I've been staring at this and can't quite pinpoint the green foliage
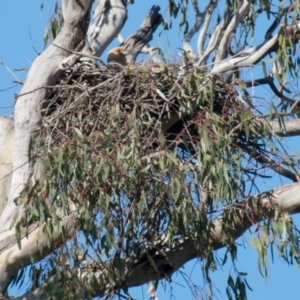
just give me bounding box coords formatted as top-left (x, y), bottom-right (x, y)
top-left (14, 60), bottom-right (290, 298)
top-left (250, 213), bottom-right (300, 279)
top-left (226, 272), bottom-right (250, 300)
top-left (43, 1), bottom-right (64, 48)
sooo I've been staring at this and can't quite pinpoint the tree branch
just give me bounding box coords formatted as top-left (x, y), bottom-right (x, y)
top-left (197, 2), bottom-right (240, 66)
top-left (244, 76), bottom-right (299, 106)
top-left (181, 0), bottom-right (218, 60)
top-left (0, 0), bottom-right (94, 232)
top-left (120, 5), bottom-right (163, 63)
top-left (196, 0), bottom-right (218, 60)
top-left (265, 4), bottom-right (295, 40)
top-left (85, 0), bottom-right (127, 57)
top-left (4, 182), bottom-right (300, 299)
top-left (267, 119), bottom-right (300, 137)
top-left (237, 143), bottom-right (298, 182)
top-left (214, 0), bottom-right (251, 63)
top-left (0, 214), bottom-right (78, 293)
top-left (182, 0), bottom-right (205, 59)
top-left (211, 23), bottom-right (300, 74)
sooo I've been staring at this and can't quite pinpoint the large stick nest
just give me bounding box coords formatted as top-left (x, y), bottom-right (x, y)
top-left (22, 61), bottom-right (270, 269)
top-left (43, 60), bottom-right (247, 154)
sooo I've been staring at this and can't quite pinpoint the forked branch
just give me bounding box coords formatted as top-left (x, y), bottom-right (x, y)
top-left (121, 5), bottom-right (163, 63)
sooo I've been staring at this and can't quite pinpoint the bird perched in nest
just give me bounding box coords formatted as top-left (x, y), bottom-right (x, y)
top-left (107, 47), bottom-right (128, 66)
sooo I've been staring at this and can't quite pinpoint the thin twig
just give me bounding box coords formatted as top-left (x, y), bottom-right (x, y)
top-left (15, 85), bottom-right (74, 98)
top-left (237, 143), bottom-right (298, 182)
top-left (244, 76), bottom-right (299, 106)
top-left (257, 99), bottom-right (300, 119)
top-left (52, 43), bottom-right (106, 65)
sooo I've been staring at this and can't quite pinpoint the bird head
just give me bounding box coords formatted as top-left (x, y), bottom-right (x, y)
top-left (107, 47), bottom-right (128, 66)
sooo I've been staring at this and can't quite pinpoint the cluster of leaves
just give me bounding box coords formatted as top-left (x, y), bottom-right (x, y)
top-left (14, 61), bottom-right (288, 298)
top-left (43, 1), bottom-right (63, 48)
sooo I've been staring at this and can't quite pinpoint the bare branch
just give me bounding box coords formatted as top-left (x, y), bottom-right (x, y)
top-left (182, 0), bottom-right (203, 58)
top-left (244, 77), bottom-right (299, 106)
top-left (237, 143), bottom-right (298, 182)
top-left (257, 99), bottom-right (300, 119)
top-left (0, 214), bottom-right (78, 293)
top-left (180, 0), bottom-right (202, 59)
top-left (212, 23), bottom-right (300, 74)
top-left (265, 4), bottom-right (295, 40)
top-left (196, 0), bottom-right (218, 58)
top-left (268, 119), bottom-right (300, 137)
top-left (121, 5), bottom-right (163, 63)
top-left (214, 0), bottom-right (251, 63)
top-left (86, 0), bottom-right (127, 57)
top-left (197, 3), bottom-right (232, 66)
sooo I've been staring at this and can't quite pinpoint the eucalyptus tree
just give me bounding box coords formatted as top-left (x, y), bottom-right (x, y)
top-left (1, 1), bottom-right (300, 299)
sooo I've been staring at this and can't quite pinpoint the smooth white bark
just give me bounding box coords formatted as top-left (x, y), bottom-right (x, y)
top-left (0, 117), bottom-right (14, 216)
top-left (86, 0), bottom-right (127, 57)
top-left (269, 118), bottom-right (300, 137)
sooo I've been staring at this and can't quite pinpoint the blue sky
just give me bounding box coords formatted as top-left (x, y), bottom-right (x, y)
top-left (1, 1), bottom-right (300, 299)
